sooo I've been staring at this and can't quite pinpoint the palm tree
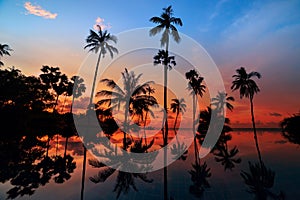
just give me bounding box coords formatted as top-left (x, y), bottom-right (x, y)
top-left (0, 43), bottom-right (12, 67)
top-left (82, 26), bottom-right (117, 200)
top-left (231, 67), bottom-right (262, 166)
top-left (150, 6), bottom-right (182, 200)
top-left (211, 91), bottom-right (234, 115)
top-left (185, 70), bottom-right (206, 136)
top-left (241, 162), bottom-right (285, 200)
top-left (143, 86), bottom-right (156, 145)
top-left (170, 98), bottom-right (187, 160)
top-left (189, 160), bottom-right (211, 198)
top-left (97, 68), bottom-right (155, 150)
top-left (170, 98), bottom-right (186, 130)
top-left (214, 145), bottom-right (241, 171)
top-left (150, 4), bottom-right (183, 142)
top-left (84, 25), bottom-right (118, 109)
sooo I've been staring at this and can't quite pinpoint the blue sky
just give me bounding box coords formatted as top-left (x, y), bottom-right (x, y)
top-left (1, 0), bottom-right (300, 126)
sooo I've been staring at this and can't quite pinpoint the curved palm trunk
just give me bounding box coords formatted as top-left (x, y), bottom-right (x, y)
top-left (174, 110), bottom-right (179, 130)
top-left (143, 111), bottom-right (149, 146)
top-left (250, 97), bottom-right (263, 167)
top-left (89, 52), bottom-right (102, 108)
top-left (81, 52), bottom-right (102, 200)
top-left (123, 101), bottom-right (130, 150)
top-left (81, 146), bottom-right (87, 200)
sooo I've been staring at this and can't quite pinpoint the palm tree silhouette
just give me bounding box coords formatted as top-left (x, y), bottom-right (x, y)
top-left (169, 98), bottom-right (188, 160)
top-left (143, 86), bottom-right (156, 146)
top-left (150, 8), bottom-right (182, 198)
top-left (189, 139), bottom-right (211, 198)
top-left (241, 162), bottom-right (285, 200)
top-left (231, 67), bottom-right (262, 167)
top-left (211, 91), bottom-right (234, 116)
top-left (82, 26), bottom-right (117, 199)
top-left (88, 138), bottom-right (156, 199)
top-left (214, 145), bottom-right (241, 171)
top-left (0, 43), bottom-right (12, 67)
top-left (97, 68), bottom-right (155, 150)
top-left (170, 98), bottom-right (186, 130)
top-left (185, 70), bottom-right (206, 136)
top-left (84, 25), bottom-right (118, 109)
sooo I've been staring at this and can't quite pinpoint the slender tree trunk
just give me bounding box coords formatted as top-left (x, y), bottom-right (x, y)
top-left (81, 52), bottom-right (101, 199)
top-left (174, 110), bottom-right (179, 130)
top-left (192, 92), bottom-right (199, 167)
top-left (163, 35), bottom-right (169, 200)
top-left (194, 138), bottom-right (199, 166)
top-left (81, 146), bottom-right (87, 200)
top-left (250, 97), bottom-right (263, 167)
top-left (144, 110), bottom-right (149, 147)
top-left (192, 93), bottom-right (196, 137)
top-left (123, 101), bottom-right (129, 150)
top-left (89, 52), bottom-right (102, 108)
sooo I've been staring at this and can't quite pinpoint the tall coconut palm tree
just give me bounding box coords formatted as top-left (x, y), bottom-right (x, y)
top-left (97, 68), bottom-right (155, 150)
top-left (185, 69), bottom-right (206, 136)
top-left (82, 26), bottom-right (117, 200)
top-left (211, 91), bottom-right (234, 115)
top-left (170, 98), bottom-right (186, 130)
top-left (0, 43), bottom-right (12, 67)
top-left (231, 67), bottom-right (262, 166)
top-left (150, 4), bottom-right (182, 142)
top-left (84, 25), bottom-right (118, 109)
top-left (150, 6), bottom-right (182, 200)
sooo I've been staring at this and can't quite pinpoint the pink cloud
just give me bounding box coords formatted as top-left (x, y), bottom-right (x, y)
top-left (93, 17), bottom-right (111, 30)
top-left (24, 2), bottom-right (57, 19)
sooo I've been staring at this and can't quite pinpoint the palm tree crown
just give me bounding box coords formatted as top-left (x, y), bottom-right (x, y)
top-left (211, 91), bottom-right (234, 113)
top-left (0, 44), bottom-right (12, 66)
top-left (231, 67), bottom-right (261, 99)
top-left (153, 49), bottom-right (176, 70)
top-left (84, 25), bottom-right (118, 58)
top-left (149, 5), bottom-right (183, 46)
top-left (185, 69), bottom-right (206, 97)
top-left (170, 98), bottom-right (186, 115)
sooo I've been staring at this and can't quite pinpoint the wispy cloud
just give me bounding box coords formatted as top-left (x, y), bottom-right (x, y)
top-left (93, 17), bottom-right (111, 30)
top-left (24, 2), bottom-right (57, 19)
top-left (209, 0), bottom-right (228, 20)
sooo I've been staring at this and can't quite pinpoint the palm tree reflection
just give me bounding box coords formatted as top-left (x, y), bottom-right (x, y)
top-left (241, 162), bottom-right (285, 200)
top-left (88, 137), bottom-right (157, 199)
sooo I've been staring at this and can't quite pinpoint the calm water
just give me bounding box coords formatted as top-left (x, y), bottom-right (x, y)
top-left (1, 130), bottom-right (299, 200)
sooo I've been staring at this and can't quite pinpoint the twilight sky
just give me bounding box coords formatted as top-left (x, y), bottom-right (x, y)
top-left (1, 0), bottom-right (300, 127)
